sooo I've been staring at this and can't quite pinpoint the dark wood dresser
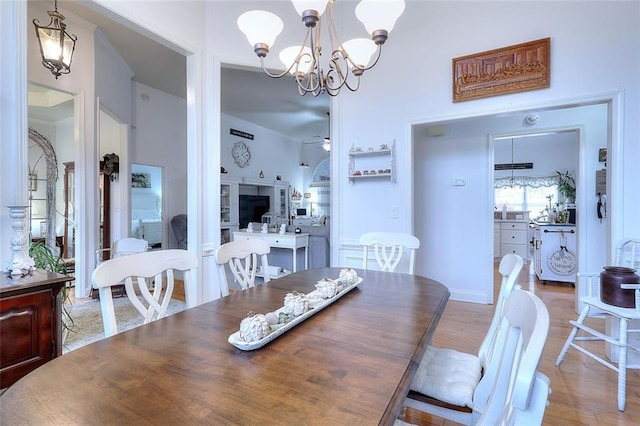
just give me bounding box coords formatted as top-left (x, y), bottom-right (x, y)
top-left (0, 269), bottom-right (72, 389)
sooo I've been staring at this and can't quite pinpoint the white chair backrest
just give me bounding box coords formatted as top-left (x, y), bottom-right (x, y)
top-left (91, 249), bottom-right (198, 338)
top-left (359, 232), bottom-right (420, 274)
top-left (112, 237), bottom-right (149, 258)
top-left (477, 253), bottom-right (524, 367)
top-left (615, 238), bottom-right (640, 269)
top-left (474, 289), bottom-right (550, 425)
top-left (214, 239), bottom-right (271, 297)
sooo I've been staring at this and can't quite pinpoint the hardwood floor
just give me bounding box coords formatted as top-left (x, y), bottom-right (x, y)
top-left (402, 260), bottom-right (640, 425)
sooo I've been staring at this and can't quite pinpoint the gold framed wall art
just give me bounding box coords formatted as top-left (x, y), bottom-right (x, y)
top-left (452, 38), bottom-right (550, 102)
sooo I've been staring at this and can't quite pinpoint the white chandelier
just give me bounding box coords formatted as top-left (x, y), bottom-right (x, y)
top-left (237, 0), bottom-right (405, 97)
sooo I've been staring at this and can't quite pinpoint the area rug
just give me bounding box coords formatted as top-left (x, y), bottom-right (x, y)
top-left (62, 297), bottom-right (186, 354)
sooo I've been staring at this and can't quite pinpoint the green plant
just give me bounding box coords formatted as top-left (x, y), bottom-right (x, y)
top-left (556, 170), bottom-right (576, 202)
top-left (29, 241), bottom-right (74, 337)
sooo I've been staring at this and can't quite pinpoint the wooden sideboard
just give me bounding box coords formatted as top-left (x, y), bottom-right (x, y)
top-left (0, 270), bottom-right (72, 389)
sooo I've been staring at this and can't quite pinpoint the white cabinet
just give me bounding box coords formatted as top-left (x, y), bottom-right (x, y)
top-left (348, 141), bottom-right (395, 182)
top-left (221, 177), bottom-right (240, 243)
top-left (272, 181), bottom-right (290, 226)
top-left (498, 221), bottom-right (529, 260)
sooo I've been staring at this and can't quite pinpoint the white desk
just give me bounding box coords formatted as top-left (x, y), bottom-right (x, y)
top-left (233, 231), bottom-right (310, 274)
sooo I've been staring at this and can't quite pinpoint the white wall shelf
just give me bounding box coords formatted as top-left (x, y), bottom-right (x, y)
top-left (348, 141), bottom-right (396, 183)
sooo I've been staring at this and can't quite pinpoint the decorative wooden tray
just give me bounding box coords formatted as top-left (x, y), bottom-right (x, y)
top-left (228, 277), bottom-right (363, 351)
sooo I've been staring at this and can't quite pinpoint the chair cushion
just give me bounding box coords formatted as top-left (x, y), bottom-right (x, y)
top-left (410, 345), bottom-right (482, 408)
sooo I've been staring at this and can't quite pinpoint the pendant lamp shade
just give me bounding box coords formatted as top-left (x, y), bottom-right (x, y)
top-left (291, 0), bottom-right (330, 16)
top-left (355, 0), bottom-right (405, 36)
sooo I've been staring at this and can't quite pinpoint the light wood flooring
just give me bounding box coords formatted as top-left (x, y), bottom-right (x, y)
top-left (402, 261), bottom-right (640, 425)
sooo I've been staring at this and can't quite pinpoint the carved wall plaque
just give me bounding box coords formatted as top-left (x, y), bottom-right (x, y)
top-left (453, 38), bottom-right (550, 102)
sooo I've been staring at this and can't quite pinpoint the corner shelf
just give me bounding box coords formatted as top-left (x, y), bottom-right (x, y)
top-left (348, 140), bottom-right (396, 183)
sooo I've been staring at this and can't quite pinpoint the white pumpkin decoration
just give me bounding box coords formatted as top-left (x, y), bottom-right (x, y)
top-left (264, 312), bottom-right (279, 325)
top-left (316, 278), bottom-right (339, 299)
top-left (338, 268), bottom-right (359, 285)
top-left (283, 291), bottom-right (309, 317)
top-left (239, 312), bottom-right (271, 342)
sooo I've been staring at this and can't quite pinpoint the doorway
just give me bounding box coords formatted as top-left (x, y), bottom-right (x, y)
top-left (412, 98), bottom-right (613, 310)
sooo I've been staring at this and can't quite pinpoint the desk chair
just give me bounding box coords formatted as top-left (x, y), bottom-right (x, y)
top-left (404, 289), bottom-right (551, 425)
top-left (359, 232), bottom-right (420, 274)
top-left (405, 254), bottom-right (524, 422)
top-left (91, 249), bottom-right (198, 338)
top-left (556, 238), bottom-right (640, 411)
top-left (214, 239), bottom-right (271, 297)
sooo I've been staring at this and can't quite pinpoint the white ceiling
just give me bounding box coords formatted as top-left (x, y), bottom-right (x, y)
top-left (29, 0), bottom-right (330, 142)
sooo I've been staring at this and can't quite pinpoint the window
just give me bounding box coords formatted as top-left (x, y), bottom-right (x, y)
top-left (495, 185), bottom-right (558, 219)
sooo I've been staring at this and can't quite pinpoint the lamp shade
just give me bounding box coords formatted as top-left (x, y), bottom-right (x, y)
top-left (37, 27), bottom-right (74, 65)
top-left (355, 0), bottom-right (405, 35)
top-left (279, 45), bottom-right (313, 75)
top-left (291, 0), bottom-right (330, 16)
top-left (237, 10), bottom-right (284, 48)
top-left (342, 38), bottom-right (377, 68)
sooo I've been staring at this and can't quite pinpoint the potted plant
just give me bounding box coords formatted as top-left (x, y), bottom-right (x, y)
top-left (556, 170), bottom-right (576, 203)
top-left (29, 241), bottom-right (74, 343)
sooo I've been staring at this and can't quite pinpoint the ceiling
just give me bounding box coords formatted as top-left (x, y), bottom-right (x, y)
top-left (29, 1), bottom-right (330, 142)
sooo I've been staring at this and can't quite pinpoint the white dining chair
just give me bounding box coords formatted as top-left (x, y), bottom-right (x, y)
top-left (214, 239), bottom-right (271, 297)
top-left (91, 249), bottom-right (198, 338)
top-left (406, 254), bottom-right (524, 422)
top-left (359, 232), bottom-right (420, 274)
top-left (95, 237), bottom-right (149, 263)
top-left (556, 238), bottom-right (640, 411)
top-left (404, 289), bottom-right (551, 425)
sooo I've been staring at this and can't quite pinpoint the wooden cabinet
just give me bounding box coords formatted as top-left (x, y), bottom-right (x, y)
top-left (498, 221), bottom-right (529, 260)
top-left (0, 270), bottom-right (72, 388)
top-left (348, 141), bottom-right (396, 182)
top-left (494, 223), bottom-right (501, 258)
top-left (64, 162), bottom-right (110, 261)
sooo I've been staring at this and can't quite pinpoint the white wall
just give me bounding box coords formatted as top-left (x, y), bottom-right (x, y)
top-left (221, 113), bottom-right (302, 188)
top-left (328, 1), bottom-right (638, 304)
top-left (132, 82), bottom-right (187, 249)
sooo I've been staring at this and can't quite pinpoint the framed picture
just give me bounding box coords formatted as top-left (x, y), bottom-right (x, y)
top-left (453, 38), bottom-right (550, 102)
top-left (131, 172), bottom-right (151, 188)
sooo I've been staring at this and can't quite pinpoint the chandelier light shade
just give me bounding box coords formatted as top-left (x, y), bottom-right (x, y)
top-left (237, 0), bottom-right (406, 96)
top-left (33, 0), bottom-right (77, 79)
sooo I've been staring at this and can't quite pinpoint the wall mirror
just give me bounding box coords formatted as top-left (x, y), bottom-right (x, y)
top-left (131, 163), bottom-right (164, 249)
top-left (27, 83), bottom-right (74, 259)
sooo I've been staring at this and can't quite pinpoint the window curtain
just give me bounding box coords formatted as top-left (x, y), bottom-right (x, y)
top-left (494, 175), bottom-right (558, 189)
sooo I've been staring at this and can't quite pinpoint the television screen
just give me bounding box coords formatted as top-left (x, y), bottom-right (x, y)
top-left (296, 208), bottom-right (307, 216)
top-left (239, 195), bottom-right (270, 228)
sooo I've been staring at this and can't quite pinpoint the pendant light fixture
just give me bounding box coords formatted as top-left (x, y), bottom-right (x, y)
top-left (237, 0), bottom-right (405, 97)
top-left (33, 0), bottom-right (77, 79)
top-left (510, 138), bottom-right (515, 187)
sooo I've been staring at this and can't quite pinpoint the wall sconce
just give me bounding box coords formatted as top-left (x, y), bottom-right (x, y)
top-left (33, 0), bottom-right (77, 79)
top-left (103, 153), bottom-right (119, 182)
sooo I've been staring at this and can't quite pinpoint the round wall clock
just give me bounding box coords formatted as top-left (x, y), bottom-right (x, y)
top-left (232, 141), bottom-right (251, 168)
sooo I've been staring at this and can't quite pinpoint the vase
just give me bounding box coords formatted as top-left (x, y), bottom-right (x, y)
top-left (600, 266), bottom-right (639, 308)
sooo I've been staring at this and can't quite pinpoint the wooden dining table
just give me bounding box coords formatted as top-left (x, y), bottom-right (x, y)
top-left (0, 267), bottom-right (449, 425)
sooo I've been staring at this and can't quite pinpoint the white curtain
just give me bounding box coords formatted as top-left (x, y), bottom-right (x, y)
top-left (494, 175), bottom-right (558, 189)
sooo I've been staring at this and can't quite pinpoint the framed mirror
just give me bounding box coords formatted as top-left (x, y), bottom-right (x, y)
top-left (131, 164), bottom-right (164, 249)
